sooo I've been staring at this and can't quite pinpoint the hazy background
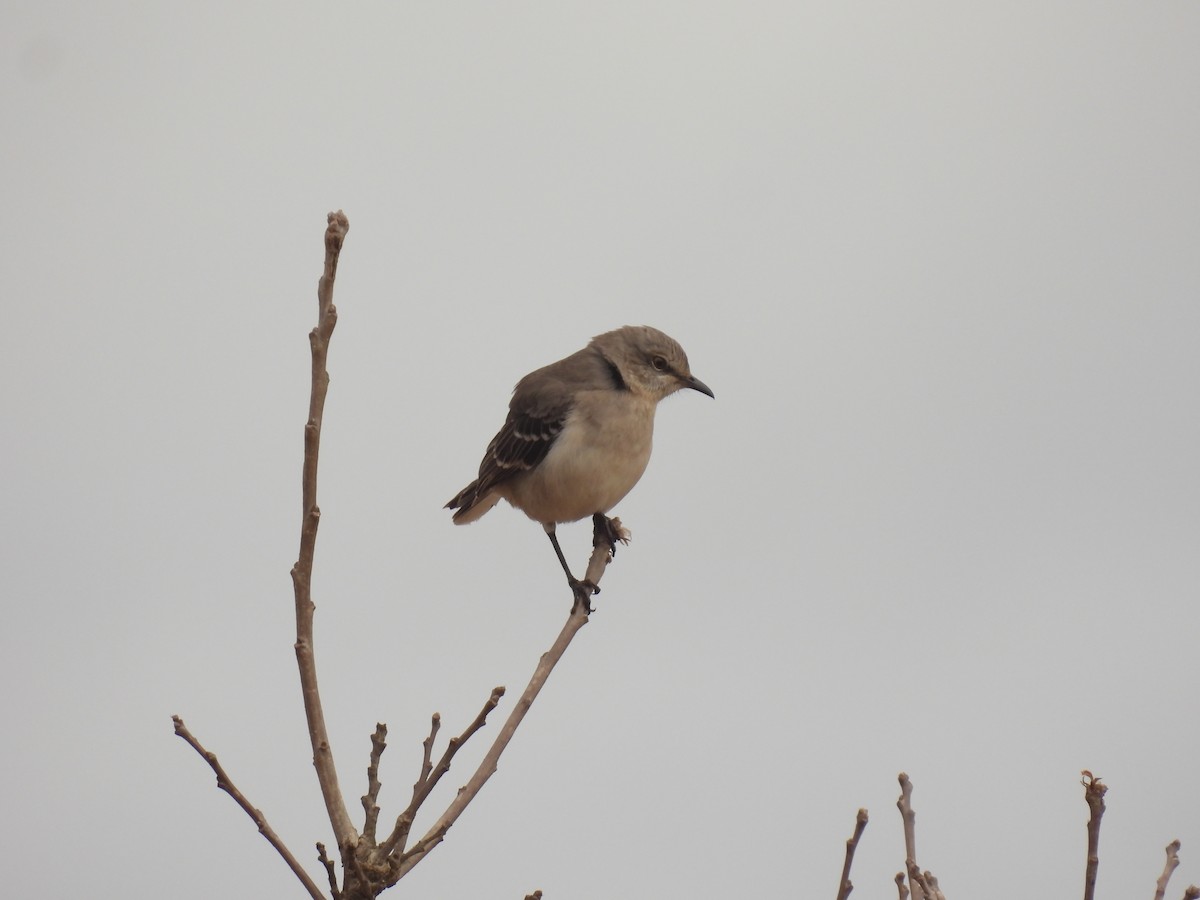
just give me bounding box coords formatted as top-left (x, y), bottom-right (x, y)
top-left (4, 3), bottom-right (1198, 898)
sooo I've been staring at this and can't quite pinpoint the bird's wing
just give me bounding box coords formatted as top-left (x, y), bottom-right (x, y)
top-left (445, 370), bottom-right (575, 516)
top-left (447, 346), bottom-right (621, 517)
top-left (478, 344), bottom-right (615, 492)
top-left (476, 389), bottom-right (570, 490)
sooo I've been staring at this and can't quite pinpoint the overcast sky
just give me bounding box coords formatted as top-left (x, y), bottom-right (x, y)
top-left (4, 3), bottom-right (1198, 899)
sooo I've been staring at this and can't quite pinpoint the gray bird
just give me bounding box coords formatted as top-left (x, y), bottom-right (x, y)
top-left (446, 325), bottom-right (713, 609)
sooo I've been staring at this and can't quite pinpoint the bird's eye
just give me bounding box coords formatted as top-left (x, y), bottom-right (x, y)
top-left (651, 356), bottom-right (669, 372)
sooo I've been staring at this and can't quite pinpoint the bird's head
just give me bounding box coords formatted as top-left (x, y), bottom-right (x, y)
top-left (591, 325), bottom-right (714, 402)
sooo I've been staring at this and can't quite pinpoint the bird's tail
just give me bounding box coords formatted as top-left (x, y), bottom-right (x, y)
top-left (445, 481), bottom-right (501, 525)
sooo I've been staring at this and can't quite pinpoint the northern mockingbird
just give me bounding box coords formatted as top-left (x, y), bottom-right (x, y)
top-left (446, 325), bottom-right (713, 609)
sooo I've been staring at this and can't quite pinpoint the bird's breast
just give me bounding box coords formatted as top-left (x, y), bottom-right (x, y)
top-left (504, 393), bottom-right (656, 524)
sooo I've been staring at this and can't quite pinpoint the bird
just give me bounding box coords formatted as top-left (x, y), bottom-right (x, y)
top-left (446, 325), bottom-right (713, 610)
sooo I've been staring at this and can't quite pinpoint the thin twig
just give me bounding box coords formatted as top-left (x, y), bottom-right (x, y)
top-left (897, 773), bottom-right (926, 900)
top-left (418, 714), bottom-right (441, 791)
top-left (380, 687), bottom-right (506, 857)
top-left (906, 861), bottom-right (937, 900)
top-left (316, 843), bottom-right (340, 900)
top-left (582, 515), bottom-right (627, 611)
top-left (836, 808), bottom-right (869, 900)
top-left (1081, 770), bottom-right (1107, 900)
top-left (1155, 840), bottom-right (1182, 900)
top-left (290, 211), bottom-right (358, 854)
top-left (361, 724), bottom-right (388, 844)
top-left (383, 526), bottom-right (615, 882)
top-left (389, 613), bottom-right (585, 881)
top-left (172, 716), bottom-right (326, 900)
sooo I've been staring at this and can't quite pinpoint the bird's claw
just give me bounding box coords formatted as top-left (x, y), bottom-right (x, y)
top-left (569, 578), bottom-right (600, 614)
top-left (592, 513), bottom-right (631, 557)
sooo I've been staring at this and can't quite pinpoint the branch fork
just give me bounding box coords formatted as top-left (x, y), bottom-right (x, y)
top-left (174, 211), bottom-right (609, 899)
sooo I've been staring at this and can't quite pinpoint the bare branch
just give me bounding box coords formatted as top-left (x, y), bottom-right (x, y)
top-left (361, 725), bottom-right (388, 844)
top-left (897, 773), bottom-right (926, 900)
top-left (1081, 770), bottom-right (1107, 900)
top-left (906, 862), bottom-right (928, 899)
top-left (380, 687), bottom-right (506, 857)
top-left (897, 773), bottom-right (917, 866)
top-left (172, 716), bottom-right (327, 900)
top-left (1155, 839), bottom-right (1182, 900)
top-left (906, 861), bottom-right (946, 900)
top-left (290, 210), bottom-right (358, 852)
top-left (316, 843), bottom-right (340, 900)
top-left (418, 714), bottom-right (441, 791)
top-left (895, 872), bottom-right (909, 900)
top-left (388, 602), bottom-right (594, 882)
top-left (375, 518), bottom-right (617, 882)
top-left (836, 808), bottom-right (869, 900)
top-left (587, 516), bottom-right (624, 591)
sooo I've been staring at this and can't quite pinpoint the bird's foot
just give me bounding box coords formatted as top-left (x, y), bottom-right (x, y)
top-left (592, 513), bottom-right (631, 557)
top-left (569, 578), bottom-right (600, 614)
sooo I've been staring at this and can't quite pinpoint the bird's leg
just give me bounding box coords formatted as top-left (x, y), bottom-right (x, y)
top-left (544, 523), bottom-right (598, 613)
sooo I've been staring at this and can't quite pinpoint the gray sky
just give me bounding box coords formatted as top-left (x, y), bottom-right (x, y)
top-left (4, 3), bottom-right (1198, 898)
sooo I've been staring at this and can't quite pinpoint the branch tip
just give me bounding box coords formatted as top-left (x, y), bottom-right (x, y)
top-left (1155, 838), bottom-right (1184, 900)
top-left (836, 806), bottom-right (869, 900)
top-left (1081, 771), bottom-right (1107, 900)
top-left (173, 715), bottom-right (327, 899)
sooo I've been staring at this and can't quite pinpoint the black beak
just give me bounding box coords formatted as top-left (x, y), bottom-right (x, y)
top-left (686, 375), bottom-right (715, 398)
